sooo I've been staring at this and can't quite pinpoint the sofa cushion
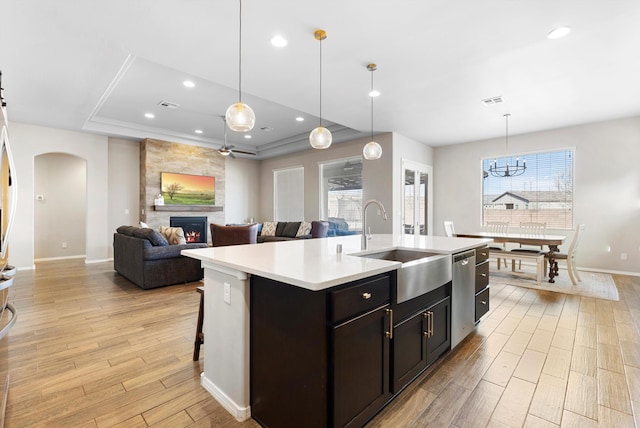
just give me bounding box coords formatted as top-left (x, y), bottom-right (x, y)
top-left (117, 225), bottom-right (138, 236)
top-left (133, 227), bottom-right (169, 246)
top-left (296, 221), bottom-right (312, 237)
top-left (261, 221), bottom-right (277, 237)
top-left (311, 221), bottom-right (329, 238)
top-left (158, 226), bottom-right (187, 245)
top-left (275, 222), bottom-right (288, 237)
top-left (282, 222), bottom-right (301, 238)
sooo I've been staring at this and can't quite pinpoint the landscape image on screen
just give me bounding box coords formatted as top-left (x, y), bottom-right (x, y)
top-left (161, 172), bottom-right (215, 205)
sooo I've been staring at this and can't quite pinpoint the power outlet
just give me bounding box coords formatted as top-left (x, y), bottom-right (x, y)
top-left (62, 242), bottom-right (68, 249)
top-left (223, 282), bottom-right (231, 304)
top-left (621, 253), bottom-right (628, 261)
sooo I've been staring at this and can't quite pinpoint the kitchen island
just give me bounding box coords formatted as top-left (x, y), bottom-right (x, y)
top-left (182, 234), bottom-right (491, 427)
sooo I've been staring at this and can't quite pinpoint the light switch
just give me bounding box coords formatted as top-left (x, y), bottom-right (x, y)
top-left (224, 282), bottom-right (231, 304)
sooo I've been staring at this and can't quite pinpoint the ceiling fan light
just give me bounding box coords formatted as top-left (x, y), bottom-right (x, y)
top-left (309, 126), bottom-right (332, 149)
top-left (219, 150), bottom-right (231, 157)
top-left (225, 102), bottom-right (255, 132)
top-left (363, 141), bottom-right (382, 160)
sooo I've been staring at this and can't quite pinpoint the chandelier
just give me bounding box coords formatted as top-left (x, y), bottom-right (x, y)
top-left (488, 113), bottom-right (526, 177)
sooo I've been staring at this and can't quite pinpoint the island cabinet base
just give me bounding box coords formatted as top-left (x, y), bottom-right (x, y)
top-left (250, 273), bottom-right (393, 428)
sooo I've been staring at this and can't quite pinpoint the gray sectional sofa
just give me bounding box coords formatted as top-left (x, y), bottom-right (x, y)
top-left (113, 225), bottom-right (208, 289)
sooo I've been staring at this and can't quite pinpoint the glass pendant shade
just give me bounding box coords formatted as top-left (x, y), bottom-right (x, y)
top-left (309, 126), bottom-right (332, 149)
top-left (363, 141), bottom-right (382, 160)
top-left (225, 102), bottom-right (255, 132)
top-left (363, 63), bottom-right (382, 160)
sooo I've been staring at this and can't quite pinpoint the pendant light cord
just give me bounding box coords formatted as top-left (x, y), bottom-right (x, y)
top-left (370, 68), bottom-right (374, 141)
top-left (238, 0), bottom-right (243, 103)
top-left (319, 36), bottom-right (323, 127)
top-left (504, 113), bottom-right (510, 152)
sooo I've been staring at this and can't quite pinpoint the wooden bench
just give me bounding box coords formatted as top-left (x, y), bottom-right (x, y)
top-left (488, 249), bottom-right (545, 283)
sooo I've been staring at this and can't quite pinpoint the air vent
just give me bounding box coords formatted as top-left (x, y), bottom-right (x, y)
top-left (260, 126), bottom-right (274, 132)
top-left (158, 100), bottom-right (180, 109)
top-left (481, 96), bottom-right (504, 106)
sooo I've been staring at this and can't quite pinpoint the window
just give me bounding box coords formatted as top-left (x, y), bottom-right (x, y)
top-left (482, 149), bottom-right (574, 229)
top-left (274, 166), bottom-right (304, 221)
top-left (320, 158), bottom-right (363, 232)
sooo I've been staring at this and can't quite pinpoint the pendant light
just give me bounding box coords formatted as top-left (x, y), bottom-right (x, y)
top-left (489, 113), bottom-right (526, 177)
top-left (363, 63), bottom-right (382, 160)
top-left (225, 0), bottom-right (255, 132)
top-left (309, 29), bottom-right (332, 149)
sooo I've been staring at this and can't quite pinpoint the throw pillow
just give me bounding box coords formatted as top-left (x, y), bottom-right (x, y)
top-left (133, 228), bottom-right (169, 246)
top-left (282, 222), bottom-right (301, 238)
top-left (296, 221), bottom-right (312, 237)
top-left (139, 221), bottom-right (149, 228)
top-left (159, 225), bottom-right (187, 245)
top-left (261, 221), bottom-right (277, 237)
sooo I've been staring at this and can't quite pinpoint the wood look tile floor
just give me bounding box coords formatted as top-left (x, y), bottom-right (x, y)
top-left (3, 259), bottom-right (639, 427)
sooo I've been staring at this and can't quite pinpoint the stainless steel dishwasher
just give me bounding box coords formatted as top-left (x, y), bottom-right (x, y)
top-left (451, 249), bottom-right (476, 348)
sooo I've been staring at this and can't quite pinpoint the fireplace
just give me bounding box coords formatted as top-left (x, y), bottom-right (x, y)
top-left (170, 216), bottom-right (208, 244)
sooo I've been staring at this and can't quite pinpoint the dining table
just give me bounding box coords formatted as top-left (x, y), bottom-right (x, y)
top-left (455, 231), bottom-right (566, 283)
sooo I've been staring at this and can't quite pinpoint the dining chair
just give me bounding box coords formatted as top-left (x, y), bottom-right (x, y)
top-left (511, 222), bottom-right (546, 269)
top-left (486, 221), bottom-right (509, 269)
top-left (443, 221), bottom-right (456, 237)
top-left (544, 224), bottom-right (585, 285)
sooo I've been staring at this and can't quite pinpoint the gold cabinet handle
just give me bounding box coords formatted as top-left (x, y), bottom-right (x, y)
top-left (428, 311), bottom-right (434, 337)
top-left (385, 308), bottom-right (393, 339)
top-left (362, 292), bottom-right (371, 300)
top-left (481, 273), bottom-right (487, 277)
top-left (481, 252), bottom-right (487, 256)
top-left (481, 300), bottom-right (487, 305)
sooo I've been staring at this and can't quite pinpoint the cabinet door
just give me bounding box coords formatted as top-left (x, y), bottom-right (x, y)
top-left (332, 305), bottom-right (391, 428)
top-left (392, 311), bottom-right (427, 393)
top-left (426, 296), bottom-right (451, 366)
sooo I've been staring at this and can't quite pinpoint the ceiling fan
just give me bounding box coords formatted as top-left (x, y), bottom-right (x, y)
top-left (218, 117), bottom-right (256, 159)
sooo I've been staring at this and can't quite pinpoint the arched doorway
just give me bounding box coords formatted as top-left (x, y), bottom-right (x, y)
top-left (34, 153), bottom-right (87, 261)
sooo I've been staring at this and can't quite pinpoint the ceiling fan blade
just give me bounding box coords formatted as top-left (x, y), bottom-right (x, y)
top-left (229, 151), bottom-right (236, 159)
top-left (232, 149), bottom-right (257, 156)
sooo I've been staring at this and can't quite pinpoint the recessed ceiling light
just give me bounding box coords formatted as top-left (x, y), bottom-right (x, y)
top-left (295, 116), bottom-right (304, 122)
top-left (183, 80), bottom-right (195, 88)
top-left (144, 113), bottom-right (155, 119)
top-left (244, 135), bottom-right (252, 139)
top-left (195, 129), bottom-right (203, 134)
top-left (547, 26), bottom-right (571, 39)
top-left (369, 90), bottom-right (381, 97)
top-left (271, 35), bottom-right (288, 47)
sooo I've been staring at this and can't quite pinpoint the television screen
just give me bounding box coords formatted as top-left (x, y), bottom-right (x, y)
top-left (161, 172), bottom-right (215, 205)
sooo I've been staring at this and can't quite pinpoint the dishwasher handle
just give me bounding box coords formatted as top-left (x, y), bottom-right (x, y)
top-left (453, 249), bottom-right (476, 264)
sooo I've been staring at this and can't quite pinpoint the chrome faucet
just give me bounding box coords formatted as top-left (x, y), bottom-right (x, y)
top-left (362, 199), bottom-right (388, 250)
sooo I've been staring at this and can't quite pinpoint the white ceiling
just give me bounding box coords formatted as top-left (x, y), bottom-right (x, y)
top-left (2, 0), bottom-right (639, 159)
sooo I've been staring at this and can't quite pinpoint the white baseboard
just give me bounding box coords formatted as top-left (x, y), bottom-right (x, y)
top-left (200, 373), bottom-right (251, 422)
top-left (34, 255), bottom-right (85, 262)
top-left (85, 258), bottom-right (113, 264)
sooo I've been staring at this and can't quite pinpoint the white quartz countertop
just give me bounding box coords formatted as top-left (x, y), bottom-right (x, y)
top-left (182, 234), bottom-right (492, 291)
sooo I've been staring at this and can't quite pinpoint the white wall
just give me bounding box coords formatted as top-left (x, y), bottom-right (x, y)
top-left (433, 116), bottom-right (640, 275)
top-left (108, 138), bottom-right (140, 257)
top-left (225, 157), bottom-right (261, 224)
top-left (391, 133), bottom-right (435, 235)
top-left (34, 153), bottom-right (87, 259)
top-left (10, 122), bottom-right (109, 269)
top-left (258, 134), bottom-right (394, 233)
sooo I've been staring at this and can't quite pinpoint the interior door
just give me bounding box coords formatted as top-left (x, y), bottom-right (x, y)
top-left (402, 160), bottom-right (432, 236)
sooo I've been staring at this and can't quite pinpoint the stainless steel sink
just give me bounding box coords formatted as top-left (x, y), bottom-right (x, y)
top-left (354, 249), bottom-right (452, 303)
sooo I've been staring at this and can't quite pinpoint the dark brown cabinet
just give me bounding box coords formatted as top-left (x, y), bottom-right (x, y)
top-left (251, 271), bottom-right (453, 427)
top-left (250, 273), bottom-right (393, 428)
top-left (332, 305), bottom-right (392, 428)
top-left (391, 293), bottom-right (450, 392)
top-left (475, 246), bottom-right (490, 322)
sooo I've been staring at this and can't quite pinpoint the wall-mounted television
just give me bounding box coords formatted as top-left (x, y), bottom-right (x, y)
top-left (161, 172), bottom-right (215, 205)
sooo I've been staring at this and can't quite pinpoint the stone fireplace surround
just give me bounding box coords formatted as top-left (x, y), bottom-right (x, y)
top-left (140, 138), bottom-right (225, 245)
